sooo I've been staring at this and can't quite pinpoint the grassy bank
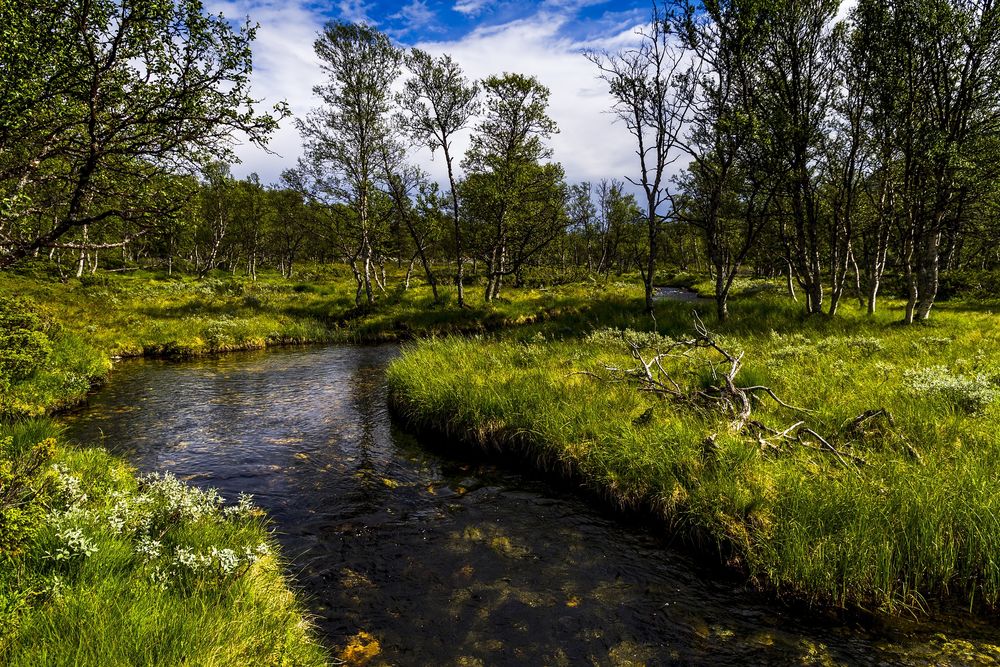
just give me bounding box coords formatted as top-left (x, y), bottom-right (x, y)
top-left (0, 420), bottom-right (326, 665)
top-left (0, 267), bottom-right (623, 418)
top-left (0, 271), bottom-right (350, 664)
top-left (386, 291), bottom-right (1000, 615)
top-left (0, 266), bottom-right (638, 663)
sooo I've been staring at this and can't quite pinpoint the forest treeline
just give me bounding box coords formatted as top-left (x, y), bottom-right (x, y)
top-left (3, 0), bottom-right (1000, 321)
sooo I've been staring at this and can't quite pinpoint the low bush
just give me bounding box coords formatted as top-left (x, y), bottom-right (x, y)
top-left (0, 296), bottom-right (52, 387)
top-left (904, 366), bottom-right (998, 414)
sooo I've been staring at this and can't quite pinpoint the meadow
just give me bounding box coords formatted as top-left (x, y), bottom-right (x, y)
top-left (0, 265), bottom-right (606, 419)
top-left (4, 262), bottom-right (1000, 665)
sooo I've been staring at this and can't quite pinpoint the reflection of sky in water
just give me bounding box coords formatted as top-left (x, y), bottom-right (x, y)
top-left (62, 346), bottom-right (1000, 666)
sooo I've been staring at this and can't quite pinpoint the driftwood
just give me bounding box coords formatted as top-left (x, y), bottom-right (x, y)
top-left (581, 313), bottom-right (877, 473)
top-left (599, 312), bottom-right (809, 432)
top-left (748, 420), bottom-right (868, 474)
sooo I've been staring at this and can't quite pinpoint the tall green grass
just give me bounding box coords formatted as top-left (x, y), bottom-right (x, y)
top-left (0, 266), bottom-right (646, 663)
top-left (0, 268), bottom-right (635, 418)
top-left (387, 293), bottom-right (1000, 614)
top-left (0, 420), bottom-right (326, 666)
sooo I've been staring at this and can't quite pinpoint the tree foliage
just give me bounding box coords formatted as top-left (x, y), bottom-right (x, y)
top-left (0, 0), bottom-right (285, 267)
top-left (462, 73), bottom-right (566, 301)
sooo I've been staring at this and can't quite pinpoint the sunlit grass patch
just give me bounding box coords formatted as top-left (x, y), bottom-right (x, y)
top-left (0, 420), bottom-right (326, 666)
top-left (0, 268), bottom-right (645, 419)
top-left (387, 295), bottom-right (1000, 614)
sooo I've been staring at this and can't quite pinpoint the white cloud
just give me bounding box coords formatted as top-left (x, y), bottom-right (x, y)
top-left (411, 13), bottom-right (643, 191)
top-left (204, 0), bottom-right (326, 182)
top-left (452, 0), bottom-right (491, 17)
top-left (338, 0), bottom-right (373, 23)
top-left (219, 0), bottom-right (647, 198)
top-left (389, 0), bottom-right (441, 36)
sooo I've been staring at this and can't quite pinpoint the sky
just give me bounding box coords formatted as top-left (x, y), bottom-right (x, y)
top-left (205, 0), bottom-right (653, 190)
top-left (207, 0), bottom-right (857, 193)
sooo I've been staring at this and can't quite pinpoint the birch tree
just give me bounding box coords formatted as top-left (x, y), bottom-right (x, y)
top-left (461, 73), bottom-right (562, 302)
top-left (399, 50), bottom-right (479, 307)
top-left (296, 22), bottom-right (401, 305)
top-left (0, 0), bottom-right (283, 268)
top-left (587, 2), bottom-right (695, 314)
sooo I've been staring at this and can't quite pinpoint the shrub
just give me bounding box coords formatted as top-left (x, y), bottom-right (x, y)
top-left (0, 436), bottom-right (55, 556)
top-left (241, 293), bottom-right (265, 309)
top-left (204, 317), bottom-right (238, 350)
top-left (936, 268), bottom-right (1000, 300)
top-left (77, 274), bottom-right (109, 289)
top-left (904, 365), bottom-right (997, 414)
top-left (845, 336), bottom-right (884, 356)
top-left (584, 327), bottom-right (676, 350)
top-left (0, 297), bottom-right (52, 386)
top-left (42, 468), bottom-right (270, 593)
top-left (772, 343), bottom-right (815, 361)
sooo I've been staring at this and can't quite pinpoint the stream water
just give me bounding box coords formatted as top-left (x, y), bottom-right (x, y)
top-left (60, 345), bottom-right (1000, 665)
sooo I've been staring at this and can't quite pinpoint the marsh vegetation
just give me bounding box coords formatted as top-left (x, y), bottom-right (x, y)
top-left (388, 289), bottom-right (1000, 614)
top-left (5, 0), bottom-right (1000, 663)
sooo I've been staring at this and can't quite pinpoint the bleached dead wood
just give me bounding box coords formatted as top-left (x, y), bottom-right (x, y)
top-left (581, 313), bottom-right (876, 473)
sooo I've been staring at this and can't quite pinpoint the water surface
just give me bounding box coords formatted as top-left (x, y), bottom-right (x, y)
top-left (62, 346), bottom-right (1000, 665)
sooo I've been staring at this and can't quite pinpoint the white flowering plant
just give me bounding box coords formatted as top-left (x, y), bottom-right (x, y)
top-left (904, 366), bottom-right (998, 414)
top-left (36, 463), bottom-right (275, 594)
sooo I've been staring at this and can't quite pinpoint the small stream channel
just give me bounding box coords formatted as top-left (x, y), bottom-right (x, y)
top-left (60, 345), bottom-right (1000, 665)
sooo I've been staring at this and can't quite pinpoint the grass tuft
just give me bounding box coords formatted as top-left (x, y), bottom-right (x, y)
top-left (0, 420), bottom-right (326, 666)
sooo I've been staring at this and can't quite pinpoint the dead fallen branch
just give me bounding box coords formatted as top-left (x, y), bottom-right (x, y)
top-left (799, 427), bottom-right (868, 470)
top-left (597, 312), bottom-right (807, 432)
top-left (747, 420), bottom-right (866, 472)
top-left (580, 314), bottom-right (875, 474)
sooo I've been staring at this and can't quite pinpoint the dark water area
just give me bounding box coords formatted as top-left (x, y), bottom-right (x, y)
top-left (61, 346), bottom-right (1000, 665)
top-left (654, 286), bottom-right (709, 303)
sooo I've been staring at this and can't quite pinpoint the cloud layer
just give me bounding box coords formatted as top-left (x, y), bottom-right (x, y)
top-left (411, 12), bottom-right (642, 189)
top-left (213, 0), bottom-right (648, 193)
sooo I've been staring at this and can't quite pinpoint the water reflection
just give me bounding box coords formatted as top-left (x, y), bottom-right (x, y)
top-left (62, 346), bottom-right (1000, 666)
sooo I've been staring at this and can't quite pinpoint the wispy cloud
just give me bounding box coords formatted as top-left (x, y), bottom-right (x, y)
top-left (389, 0), bottom-right (442, 36)
top-left (452, 0), bottom-right (491, 17)
top-left (337, 0), bottom-right (372, 23)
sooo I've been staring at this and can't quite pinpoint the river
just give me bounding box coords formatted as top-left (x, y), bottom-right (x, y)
top-left (60, 345), bottom-right (1000, 665)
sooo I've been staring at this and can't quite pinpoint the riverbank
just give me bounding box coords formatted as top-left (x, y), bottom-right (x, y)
top-left (0, 275), bottom-right (332, 664)
top-left (61, 343), bottom-right (1000, 665)
top-left (0, 267), bottom-right (634, 664)
top-left (0, 419), bottom-right (326, 666)
top-left (0, 268), bottom-right (626, 419)
top-left (386, 291), bottom-right (1000, 616)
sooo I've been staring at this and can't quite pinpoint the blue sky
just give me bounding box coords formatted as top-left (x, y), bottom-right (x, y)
top-left (209, 1), bottom-right (855, 191)
top-left (207, 0), bottom-right (652, 189)
top-left (333, 0), bottom-right (650, 43)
